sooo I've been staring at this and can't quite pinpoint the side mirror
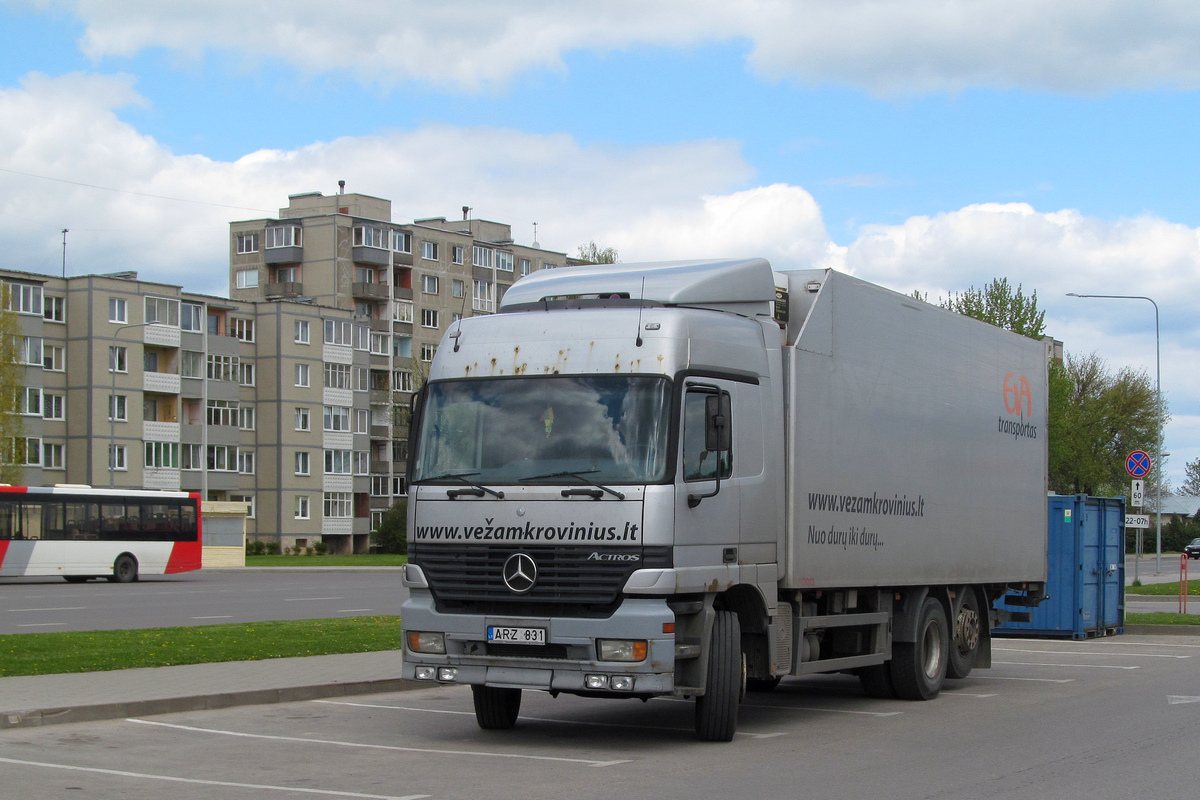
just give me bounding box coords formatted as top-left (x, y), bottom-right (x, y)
top-left (704, 393), bottom-right (731, 452)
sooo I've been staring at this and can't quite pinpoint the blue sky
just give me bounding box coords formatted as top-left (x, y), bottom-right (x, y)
top-left (1, 0), bottom-right (1199, 484)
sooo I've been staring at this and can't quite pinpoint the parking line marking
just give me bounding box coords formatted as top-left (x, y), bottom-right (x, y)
top-left (337, 609), bottom-right (373, 613)
top-left (15, 622), bottom-right (67, 627)
top-left (993, 661), bottom-right (1139, 670)
top-left (7, 606), bottom-right (87, 612)
top-left (1167, 696), bottom-right (1200, 705)
top-left (995, 647), bottom-right (1189, 659)
top-left (284, 597), bottom-right (344, 602)
top-left (315, 700), bottom-right (787, 739)
top-left (126, 718), bottom-right (630, 767)
top-left (969, 676), bottom-right (1074, 684)
top-left (942, 692), bottom-right (999, 698)
top-left (0, 756), bottom-right (428, 799)
top-left (192, 615), bottom-right (233, 620)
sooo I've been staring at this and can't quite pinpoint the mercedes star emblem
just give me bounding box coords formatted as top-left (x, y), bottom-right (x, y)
top-left (502, 552), bottom-right (538, 594)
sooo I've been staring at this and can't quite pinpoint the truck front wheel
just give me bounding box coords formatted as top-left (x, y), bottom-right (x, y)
top-left (472, 685), bottom-right (522, 730)
top-left (694, 610), bottom-right (743, 742)
top-left (890, 596), bottom-right (948, 700)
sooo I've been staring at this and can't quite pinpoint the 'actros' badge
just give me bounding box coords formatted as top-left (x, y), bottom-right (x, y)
top-left (502, 552), bottom-right (537, 594)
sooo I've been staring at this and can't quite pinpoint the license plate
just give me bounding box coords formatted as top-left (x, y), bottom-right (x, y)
top-left (487, 626), bottom-right (546, 645)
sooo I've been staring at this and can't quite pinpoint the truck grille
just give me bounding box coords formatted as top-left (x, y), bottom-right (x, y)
top-left (410, 545), bottom-right (672, 618)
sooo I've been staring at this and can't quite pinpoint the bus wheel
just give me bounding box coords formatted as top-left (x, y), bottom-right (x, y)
top-left (891, 596), bottom-right (948, 700)
top-left (694, 610), bottom-right (743, 742)
top-left (472, 685), bottom-right (521, 729)
top-left (109, 554), bottom-right (138, 583)
top-left (63, 576), bottom-right (89, 583)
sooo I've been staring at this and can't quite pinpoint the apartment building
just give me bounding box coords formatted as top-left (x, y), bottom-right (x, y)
top-left (2, 191), bottom-right (564, 553)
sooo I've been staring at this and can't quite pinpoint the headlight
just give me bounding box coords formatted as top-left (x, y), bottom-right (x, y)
top-left (597, 639), bottom-right (648, 662)
top-left (406, 631), bottom-right (446, 654)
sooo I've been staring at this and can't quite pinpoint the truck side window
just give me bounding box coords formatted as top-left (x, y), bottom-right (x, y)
top-left (683, 390), bottom-right (732, 481)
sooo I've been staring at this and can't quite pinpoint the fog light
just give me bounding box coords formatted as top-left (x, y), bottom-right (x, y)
top-left (585, 674), bottom-right (609, 690)
top-left (597, 639), bottom-right (648, 662)
top-left (406, 631), bottom-right (446, 654)
top-left (610, 676), bottom-right (635, 691)
top-left (414, 666), bottom-right (436, 680)
top-left (437, 667), bottom-right (459, 682)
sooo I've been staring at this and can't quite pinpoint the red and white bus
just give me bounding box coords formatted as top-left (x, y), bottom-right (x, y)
top-left (0, 486), bottom-right (202, 583)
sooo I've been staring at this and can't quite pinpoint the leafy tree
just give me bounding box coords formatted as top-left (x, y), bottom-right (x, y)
top-left (0, 286), bottom-right (23, 484)
top-left (1181, 458), bottom-right (1200, 496)
top-left (941, 278), bottom-right (1046, 339)
top-left (371, 498), bottom-right (408, 554)
top-left (576, 241), bottom-right (619, 264)
top-left (1048, 352), bottom-right (1167, 496)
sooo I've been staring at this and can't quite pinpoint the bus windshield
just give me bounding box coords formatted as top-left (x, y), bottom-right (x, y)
top-left (412, 375), bottom-right (672, 485)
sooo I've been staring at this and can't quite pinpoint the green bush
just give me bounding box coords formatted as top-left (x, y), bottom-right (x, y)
top-left (265, 542), bottom-right (281, 555)
top-left (371, 498), bottom-right (408, 554)
top-left (314, 540), bottom-right (328, 555)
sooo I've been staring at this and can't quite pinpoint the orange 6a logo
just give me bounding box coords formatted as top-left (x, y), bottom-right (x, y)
top-left (1003, 373), bottom-right (1032, 417)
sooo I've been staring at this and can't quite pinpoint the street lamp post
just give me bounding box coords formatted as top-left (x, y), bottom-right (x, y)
top-left (108, 322), bottom-right (156, 488)
top-left (1066, 293), bottom-right (1163, 574)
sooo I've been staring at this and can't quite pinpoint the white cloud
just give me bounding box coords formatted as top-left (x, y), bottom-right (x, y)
top-left (28, 0), bottom-right (1200, 93)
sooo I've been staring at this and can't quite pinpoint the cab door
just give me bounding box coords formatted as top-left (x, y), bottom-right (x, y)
top-left (675, 381), bottom-right (740, 568)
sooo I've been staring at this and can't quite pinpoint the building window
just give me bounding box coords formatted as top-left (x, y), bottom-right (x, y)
top-left (295, 407), bottom-right (311, 431)
top-left (266, 225), bottom-right (302, 248)
top-left (355, 408), bottom-right (370, 434)
top-left (496, 251), bottom-right (513, 272)
top-left (324, 363), bottom-right (352, 389)
top-left (236, 233), bottom-right (259, 254)
top-left (108, 444), bottom-right (126, 471)
top-left (145, 296), bottom-right (180, 326)
top-left (393, 476), bottom-right (408, 496)
top-left (43, 295), bottom-right (64, 322)
top-left (391, 230), bottom-right (411, 253)
top-left (353, 451), bottom-right (368, 475)
top-left (8, 283), bottom-right (42, 315)
top-left (144, 441), bottom-right (179, 469)
top-left (181, 303), bottom-right (203, 332)
top-left (421, 308), bottom-right (439, 329)
top-left (238, 450), bottom-right (255, 475)
top-left (420, 343), bottom-right (436, 362)
top-left (473, 280), bottom-right (493, 313)
top-left (393, 335), bottom-right (412, 359)
top-left (371, 476), bottom-right (389, 497)
top-left (232, 318), bottom-right (254, 342)
top-left (393, 300), bottom-right (413, 323)
top-left (452, 245), bottom-right (465, 265)
top-left (295, 495), bottom-right (310, 519)
top-left (107, 297), bottom-right (127, 323)
top-left (473, 246), bottom-right (493, 268)
top-left (324, 449), bottom-right (352, 475)
top-left (452, 279), bottom-right (464, 298)
top-left (276, 265), bottom-right (299, 284)
top-left (520, 258), bottom-right (532, 276)
top-left (207, 354), bottom-right (239, 381)
top-left (295, 363), bottom-right (310, 387)
top-left (324, 319), bottom-right (352, 346)
top-left (230, 494), bottom-right (256, 519)
top-left (43, 345), bottom-right (64, 372)
top-left (42, 442), bottom-right (64, 469)
top-left (235, 269), bottom-right (259, 289)
top-left (394, 369), bottom-right (413, 392)
top-left (207, 445), bottom-right (237, 472)
top-left (238, 362), bottom-right (256, 386)
top-left (421, 274), bottom-right (439, 295)
top-left (354, 225), bottom-right (385, 249)
top-left (109, 345), bottom-right (127, 373)
top-left (207, 312), bottom-right (222, 336)
top-left (323, 405), bottom-right (350, 432)
top-left (323, 492), bottom-right (352, 518)
top-left (421, 241), bottom-right (438, 261)
top-left (353, 325), bottom-right (369, 351)
top-left (181, 350), bottom-right (203, 378)
top-left (20, 387), bottom-right (41, 416)
top-left (109, 394), bottom-right (127, 422)
top-left (295, 319), bottom-right (310, 344)
top-left (181, 444), bottom-right (202, 470)
top-left (239, 405), bottom-right (256, 431)
top-left (295, 450), bottom-right (310, 476)
top-left (207, 399), bottom-right (238, 426)
top-left (43, 393), bottom-right (64, 420)
top-left (370, 332), bottom-right (389, 355)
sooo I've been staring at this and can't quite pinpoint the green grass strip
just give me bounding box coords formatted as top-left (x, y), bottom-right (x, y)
top-left (244, 554), bottom-right (408, 567)
top-left (1125, 612), bottom-right (1200, 626)
top-left (0, 616), bottom-right (402, 677)
top-left (1125, 581), bottom-right (1199, 596)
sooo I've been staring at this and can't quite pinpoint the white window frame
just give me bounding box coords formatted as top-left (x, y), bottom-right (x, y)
top-left (109, 444), bottom-right (127, 471)
top-left (43, 393), bottom-right (64, 421)
top-left (354, 225), bottom-right (385, 249)
top-left (43, 345), bottom-right (65, 372)
top-left (323, 405), bottom-right (351, 432)
top-left (324, 449), bottom-right (352, 475)
top-left (295, 495), bottom-right (311, 519)
top-left (295, 363), bottom-right (310, 387)
top-left (109, 345), bottom-right (128, 373)
top-left (391, 230), bottom-right (411, 253)
top-left (266, 225), bottom-right (302, 248)
top-left (236, 233), bottom-right (259, 254)
top-left (109, 394), bottom-right (127, 422)
top-left (145, 296), bottom-right (180, 326)
top-left (421, 241), bottom-right (438, 261)
top-left (235, 269), bottom-right (259, 290)
top-left (421, 308), bottom-right (439, 329)
top-left (8, 283), bottom-right (43, 315)
top-left (323, 492), bottom-right (352, 518)
top-left (181, 303), bottom-right (203, 332)
top-left (496, 251), bottom-right (513, 272)
top-left (452, 246), bottom-right (464, 265)
top-left (43, 295), bottom-right (64, 322)
top-left (232, 318), bottom-right (255, 342)
top-left (42, 441), bottom-right (64, 470)
top-left (295, 450), bottom-right (311, 476)
top-left (393, 300), bottom-right (413, 323)
top-left (294, 319), bottom-right (310, 344)
top-left (420, 343), bottom-right (436, 362)
top-left (295, 407), bottom-right (311, 431)
top-left (109, 297), bottom-right (127, 323)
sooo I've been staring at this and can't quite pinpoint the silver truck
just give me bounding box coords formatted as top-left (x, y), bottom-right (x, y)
top-left (400, 258), bottom-right (1048, 741)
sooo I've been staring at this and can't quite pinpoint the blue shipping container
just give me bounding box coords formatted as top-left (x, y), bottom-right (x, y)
top-left (995, 495), bottom-right (1125, 639)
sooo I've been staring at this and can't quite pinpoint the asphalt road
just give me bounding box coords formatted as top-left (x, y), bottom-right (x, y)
top-left (1, 634), bottom-right (1197, 800)
top-left (0, 569), bottom-right (408, 634)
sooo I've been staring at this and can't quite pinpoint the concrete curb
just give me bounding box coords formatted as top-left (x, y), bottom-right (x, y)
top-left (1120, 624), bottom-right (1200, 636)
top-left (1, 677), bottom-right (429, 731)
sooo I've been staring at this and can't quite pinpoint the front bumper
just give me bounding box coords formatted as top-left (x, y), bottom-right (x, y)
top-left (401, 591), bottom-right (677, 695)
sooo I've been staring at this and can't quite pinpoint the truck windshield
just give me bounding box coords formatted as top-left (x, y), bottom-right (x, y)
top-left (412, 375), bottom-right (671, 485)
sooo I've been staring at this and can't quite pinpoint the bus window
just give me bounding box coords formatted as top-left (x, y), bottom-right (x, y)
top-left (64, 502), bottom-right (99, 539)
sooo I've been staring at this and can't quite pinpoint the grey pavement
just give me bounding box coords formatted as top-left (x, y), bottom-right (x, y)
top-left (0, 649), bottom-right (424, 730)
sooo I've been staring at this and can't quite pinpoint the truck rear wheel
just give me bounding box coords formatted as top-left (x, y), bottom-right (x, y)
top-left (947, 588), bottom-right (981, 680)
top-left (694, 610), bottom-right (743, 742)
top-left (890, 596), bottom-right (948, 700)
top-left (472, 685), bottom-right (522, 730)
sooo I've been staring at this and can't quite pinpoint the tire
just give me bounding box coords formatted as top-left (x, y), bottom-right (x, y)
top-left (63, 576), bottom-right (89, 583)
top-left (947, 588), bottom-right (982, 680)
top-left (890, 596), bottom-right (948, 701)
top-left (746, 675), bottom-right (782, 693)
top-left (109, 554), bottom-right (138, 584)
top-left (858, 662), bottom-right (896, 699)
top-left (694, 610), bottom-right (743, 742)
top-left (472, 685), bottom-right (522, 730)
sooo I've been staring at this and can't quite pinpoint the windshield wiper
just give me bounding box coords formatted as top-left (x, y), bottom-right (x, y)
top-left (420, 471), bottom-right (505, 500)
top-left (518, 470), bottom-right (625, 500)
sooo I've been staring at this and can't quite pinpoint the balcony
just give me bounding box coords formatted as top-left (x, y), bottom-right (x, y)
top-left (352, 246), bottom-right (390, 266)
top-left (370, 460), bottom-right (390, 474)
top-left (370, 425), bottom-right (389, 439)
top-left (266, 281), bottom-right (304, 298)
top-left (143, 421), bottom-right (181, 441)
top-left (352, 282), bottom-right (389, 300)
top-left (264, 245), bottom-right (303, 264)
top-left (144, 371), bottom-right (181, 394)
